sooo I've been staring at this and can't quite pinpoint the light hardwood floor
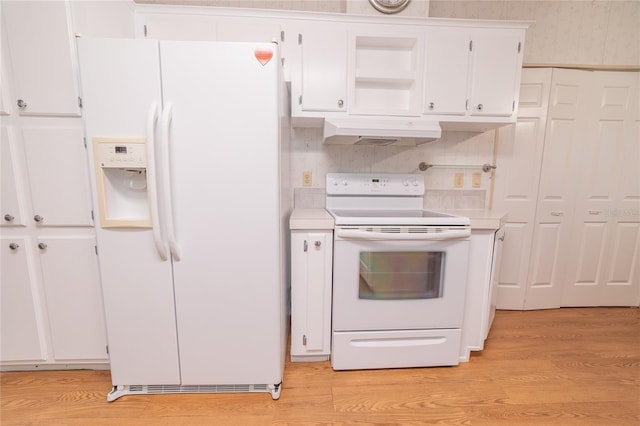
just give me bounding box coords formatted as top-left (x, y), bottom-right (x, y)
top-left (1, 307), bottom-right (639, 425)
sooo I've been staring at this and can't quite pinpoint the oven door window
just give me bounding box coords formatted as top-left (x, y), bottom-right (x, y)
top-left (359, 251), bottom-right (445, 300)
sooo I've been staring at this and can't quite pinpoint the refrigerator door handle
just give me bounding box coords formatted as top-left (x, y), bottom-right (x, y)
top-left (160, 102), bottom-right (181, 261)
top-left (146, 102), bottom-right (168, 261)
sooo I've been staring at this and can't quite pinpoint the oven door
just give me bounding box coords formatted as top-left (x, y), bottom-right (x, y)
top-left (332, 226), bottom-right (470, 332)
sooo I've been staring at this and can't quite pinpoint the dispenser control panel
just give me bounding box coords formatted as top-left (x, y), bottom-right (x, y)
top-left (98, 142), bottom-right (147, 168)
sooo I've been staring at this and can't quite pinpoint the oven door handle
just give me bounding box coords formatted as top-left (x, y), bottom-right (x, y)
top-left (335, 228), bottom-right (471, 241)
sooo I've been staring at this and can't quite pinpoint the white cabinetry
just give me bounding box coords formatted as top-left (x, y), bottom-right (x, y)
top-left (1, 1), bottom-right (80, 116)
top-left (461, 223), bottom-right (505, 361)
top-left (469, 28), bottom-right (522, 117)
top-left (1, 128), bottom-right (26, 227)
top-left (0, 236), bottom-right (46, 362)
top-left (424, 26), bottom-right (523, 125)
top-left (349, 26), bottom-right (424, 116)
top-left (0, 0), bottom-right (120, 368)
top-left (297, 22), bottom-right (348, 114)
top-left (290, 210), bottom-right (334, 362)
top-left (423, 27), bottom-right (470, 115)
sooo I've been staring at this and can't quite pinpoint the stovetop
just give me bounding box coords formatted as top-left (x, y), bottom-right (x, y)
top-left (325, 173), bottom-right (470, 227)
top-left (328, 208), bottom-right (470, 226)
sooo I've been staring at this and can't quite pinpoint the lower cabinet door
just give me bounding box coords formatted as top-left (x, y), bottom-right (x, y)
top-left (0, 236), bottom-right (47, 362)
top-left (290, 231), bottom-right (333, 361)
top-left (38, 235), bottom-right (108, 361)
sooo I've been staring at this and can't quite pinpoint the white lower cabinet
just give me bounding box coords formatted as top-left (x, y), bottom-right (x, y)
top-left (0, 236), bottom-right (46, 362)
top-left (0, 234), bottom-right (108, 366)
top-left (290, 229), bottom-right (333, 362)
top-left (460, 227), bottom-right (504, 361)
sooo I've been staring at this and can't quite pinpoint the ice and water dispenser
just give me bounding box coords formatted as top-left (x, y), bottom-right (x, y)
top-left (93, 138), bottom-right (151, 228)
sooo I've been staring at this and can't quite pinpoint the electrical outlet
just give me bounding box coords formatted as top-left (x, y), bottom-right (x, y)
top-left (302, 171), bottom-right (312, 187)
top-left (472, 172), bottom-right (482, 188)
top-left (454, 173), bottom-right (464, 188)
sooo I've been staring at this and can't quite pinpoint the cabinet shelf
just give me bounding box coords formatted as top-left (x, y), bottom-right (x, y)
top-left (354, 69), bottom-right (415, 85)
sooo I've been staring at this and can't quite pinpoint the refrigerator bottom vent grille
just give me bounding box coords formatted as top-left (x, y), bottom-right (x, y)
top-left (108, 383), bottom-right (275, 402)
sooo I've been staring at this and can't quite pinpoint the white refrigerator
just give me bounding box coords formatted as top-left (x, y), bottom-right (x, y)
top-left (77, 38), bottom-right (290, 401)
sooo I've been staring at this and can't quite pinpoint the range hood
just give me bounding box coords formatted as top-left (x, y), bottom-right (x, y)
top-left (323, 117), bottom-right (442, 146)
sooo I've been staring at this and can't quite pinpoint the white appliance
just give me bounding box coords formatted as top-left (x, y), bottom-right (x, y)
top-left (326, 173), bottom-right (470, 370)
top-left (77, 39), bottom-right (290, 401)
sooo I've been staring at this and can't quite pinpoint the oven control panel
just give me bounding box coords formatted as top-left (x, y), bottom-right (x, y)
top-left (326, 173), bottom-right (425, 195)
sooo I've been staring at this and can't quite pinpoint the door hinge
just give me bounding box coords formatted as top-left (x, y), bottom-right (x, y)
top-left (106, 345), bottom-right (109, 355)
top-left (280, 30), bottom-right (285, 42)
top-left (298, 95), bottom-right (302, 105)
top-left (83, 137), bottom-right (87, 148)
top-left (469, 40), bottom-right (473, 52)
top-left (298, 34), bottom-right (302, 45)
top-left (512, 100), bottom-right (516, 111)
top-left (518, 41), bottom-right (522, 53)
top-left (303, 240), bottom-right (308, 252)
top-left (78, 97), bottom-right (83, 108)
top-left (94, 245), bottom-right (98, 255)
top-left (91, 210), bottom-right (94, 221)
top-left (303, 335), bottom-right (307, 346)
top-left (465, 99), bottom-right (469, 110)
top-left (143, 24), bottom-right (148, 37)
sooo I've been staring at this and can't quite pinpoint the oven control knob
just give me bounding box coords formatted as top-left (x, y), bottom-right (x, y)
top-left (412, 179), bottom-right (419, 186)
top-left (341, 180), bottom-right (348, 186)
top-left (403, 180), bottom-right (410, 187)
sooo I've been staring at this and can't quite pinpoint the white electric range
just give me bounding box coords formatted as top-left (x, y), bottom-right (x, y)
top-left (326, 173), bottom-right (471, 370)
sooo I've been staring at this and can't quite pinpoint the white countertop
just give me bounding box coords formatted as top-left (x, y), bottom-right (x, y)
top-left (439, 209), bottom-right (507, 230)
top-left (289, 209), bottom-right (335, 230)
top-left (290, 208), bottom-right (505, 231)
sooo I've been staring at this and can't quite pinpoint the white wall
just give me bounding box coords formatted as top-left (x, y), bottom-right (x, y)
top-left (429, 0), bottom-right (640, 67)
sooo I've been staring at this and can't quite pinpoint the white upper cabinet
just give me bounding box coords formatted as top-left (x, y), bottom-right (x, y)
top-left (1, 1), bottom-right (80, 116)
top-left (217, 17), bottom-right (281, 43)
top-left (424, 27), bottom-right (471, 115)
top-left (299, 22), bottom-right (348, 113)
top-left (469, 28), bottom-right (523, 117)
top-left (140, 13), bottom-right (217, 41)
top-left (349, 25), bottom-right (424, 116)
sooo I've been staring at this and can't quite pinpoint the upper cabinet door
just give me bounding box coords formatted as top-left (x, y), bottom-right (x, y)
top-left (424, 28), bottom-right (470, 115)
top-left (300, 22), bottom-right (348, 112)
top-left (469, 28), bottom-right (523, 117)
top-left (1, 1), bottom-right (80, 116)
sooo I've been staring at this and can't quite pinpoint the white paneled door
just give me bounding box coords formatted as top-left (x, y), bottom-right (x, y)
top-left (494, 69), bottom-right (639, 310)
top-left (561, 71), bottom-right (640, 306)
top-left (493, 69), bottom-right (552, 310)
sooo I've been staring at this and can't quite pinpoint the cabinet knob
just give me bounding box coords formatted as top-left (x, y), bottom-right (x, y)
top-left (4, 214), bottom-right (14, 222)
top-left (34, 214), bottom-right (44, 223)
top-left (17, 99), bottom-right (27, 109)
top-left (9, 243), bottom-right (19, 251)
top-left (337, 99), bottom-right (344, 108)
top-left (476, 103), bottom-right (484, 111)
top-left (314, 240), bottom-right (322, 248)
top-left (38, 242), bottom-right (48, 250)
top-left (550, 211), bottom-right (564, 217)
top-left (428, 102), bottom-right (435, 110)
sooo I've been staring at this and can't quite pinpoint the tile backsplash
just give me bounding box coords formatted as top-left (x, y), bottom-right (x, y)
top-left (291, 127), bottom-right (497, 211)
